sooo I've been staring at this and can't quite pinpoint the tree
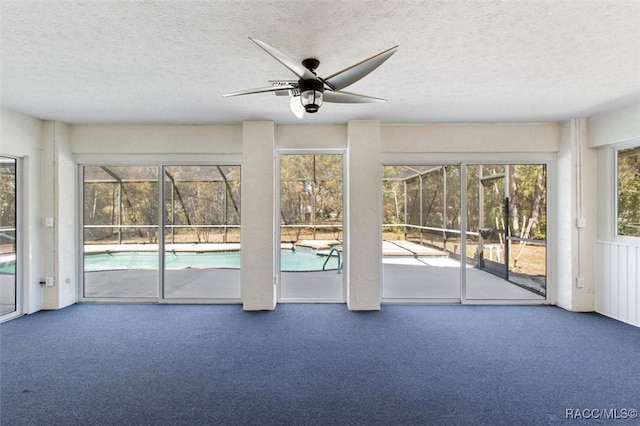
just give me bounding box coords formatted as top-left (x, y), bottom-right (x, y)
top-left (618, 148), bottom-right (640, 236)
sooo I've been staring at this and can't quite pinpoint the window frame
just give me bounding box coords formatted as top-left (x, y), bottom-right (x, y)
top-left (76, 153), bottom-right (243, 304)
top-left (0, 155), bottom-right (21, 322)
top-left (614, 140), bottom-right (640, 243)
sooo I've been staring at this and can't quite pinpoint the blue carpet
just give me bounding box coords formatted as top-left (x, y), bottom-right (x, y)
top-left (1, 304), bottom-right (639, 425)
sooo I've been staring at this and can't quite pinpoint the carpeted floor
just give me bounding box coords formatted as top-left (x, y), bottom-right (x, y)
top-left (1, 304), bottom-right (639, 425)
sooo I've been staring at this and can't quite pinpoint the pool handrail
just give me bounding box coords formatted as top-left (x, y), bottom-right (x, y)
top-left (322, 247), bottom-right (342, 274)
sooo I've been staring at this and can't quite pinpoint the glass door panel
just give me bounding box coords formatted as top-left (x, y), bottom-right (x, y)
top-left (163, 165), bottom-right (241, 299)
top-left (478, 165), bottom-right (507, 277)
top-left (279, 154), bottom-right (344, 302)
top-left (382, 165), bottom-right (462, 300)
top-left (466, 164), bottom-right (547, 300)
top-left (0, 157), bottom-right (17, 316)
top-left (83, 166), bottom-right (159, 298)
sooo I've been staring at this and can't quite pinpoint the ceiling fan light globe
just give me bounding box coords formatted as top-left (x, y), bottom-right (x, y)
top-left (299, 78), bottom-right (324, 113)
top-left (301, 90), bottom-right (323, 113)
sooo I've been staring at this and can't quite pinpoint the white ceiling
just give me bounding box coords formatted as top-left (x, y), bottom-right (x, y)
top-left (1, 0), bottom-right (639, 125)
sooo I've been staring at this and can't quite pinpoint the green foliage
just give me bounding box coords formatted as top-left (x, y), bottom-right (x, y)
top-left (83, 165), bottom-right (241, 244)
top-left (0, 159), bottom-right (16, 229)
top-left (618, 148), bottom-right (640, 237)
top-left (0, 158), bottom-right (17, 252)
top-left (382, 163), bottom-right (547, 240)
top-left (280, 154), bottom-right (343, 227)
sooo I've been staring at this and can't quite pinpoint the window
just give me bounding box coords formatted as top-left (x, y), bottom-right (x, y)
top-left (0, 157), bottom-right (17, 316)
top-left (617, 146), bottom-right (640, 238)
top-left (82, 164), bottom-right (241, 300)
top-left (381, 163), bottom-right (547, 301)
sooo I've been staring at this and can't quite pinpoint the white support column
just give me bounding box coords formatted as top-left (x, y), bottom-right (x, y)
top-left (241, 121), bottom-right (277, 310)
top-left (346, 121), bottom-right (381, 310)
top-left (556, 118), bottom-right (596, 311)
top-left (43, 120), bottom-right (77, 310)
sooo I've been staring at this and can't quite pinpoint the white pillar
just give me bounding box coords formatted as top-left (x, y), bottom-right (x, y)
top-left (241, 121), bottom-right (277, 310)
top-left (42, 120), bottom-right (77, 310)
top-left (556, 118), bottom-right (596, 311)
top-left (346, 121), bottom-right (381, 310)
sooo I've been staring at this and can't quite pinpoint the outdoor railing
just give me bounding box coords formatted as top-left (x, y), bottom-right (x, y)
top-left (280, 224), bottom-right (343, 241)
top-left (83, 224), bottom-right (241, 244)
top-left (383, 222), bottom-right (546, 295)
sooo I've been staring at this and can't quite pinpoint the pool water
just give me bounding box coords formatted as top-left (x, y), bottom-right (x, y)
top-left (84, 250), bottom-right (339, 272)
top-left (0, 263), bottom-right (15, 274)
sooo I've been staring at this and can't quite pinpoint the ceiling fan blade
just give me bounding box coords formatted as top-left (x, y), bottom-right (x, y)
top-left (323, 91), bottom-right (387, 103)
top-left (290, 95), bottom-right (305, 119)
top-left (249, 37), bottom-right (320, 81)
top-left (324, 45), bottom-right (398, 91)
top-left (223, 84), bottom-right (295, 97)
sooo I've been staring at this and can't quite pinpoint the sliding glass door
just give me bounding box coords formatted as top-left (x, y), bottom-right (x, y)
top-left (82, 164), bottom-right (241, 301)
top-left (465, 164), bottom-right (547, 300)
top-left (83, 166), bottom-right (160, 298)
top-left (0, 157), bottom-right (17, 316)
top-left (382, 163), bottom-right (547, 302)
top-left (382, 165), bottom-right (462, 301)
top-left (163, 166), bottom-right (241, 299)
top-left (279, 153), bottom-right (344, 302)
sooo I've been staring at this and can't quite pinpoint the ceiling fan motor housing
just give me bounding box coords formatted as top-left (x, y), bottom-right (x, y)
top-left (299, 78), bottom-right (324, 113)
top-left (301, 58), bottom-right (320, 72)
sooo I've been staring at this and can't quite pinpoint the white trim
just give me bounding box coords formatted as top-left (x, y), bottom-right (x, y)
top-left (381, 152), bottom-right (554, 165)
top-left (597, 239), bottom-right (640, 248)
top-left (0, 155), bottom-right (21, 322)
top-left (158, 165), bottom-right (166, 299)
top-left (78, 162), bottom-right (243, 304)
top-left (279, 298), bottom-right (344, 304)
top-left (75, 153), bottom-right (242, 166)
top-left (614, 139), bottom-right (640, 243)
top-left (275, 152), bottom-right (282, 302)
top-left (158, 298), bottom-right (242, 304)
top-left (460, 163), bottom-right (468, 304)
top-left (275, 149), bottom-right (347, 303)
top-left (381, 299), bottom-right (548, 305)
top-left (77, 164), bottom-right (86, 302)
top-left (381, 299), bottom-right (461, 305)
top-left (379, 153), bottom-right (554, 304)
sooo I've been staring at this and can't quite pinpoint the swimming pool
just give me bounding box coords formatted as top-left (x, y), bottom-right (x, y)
top-left (0, 263), bottom-right (14, 274)
top-left (83, 249), bottom-right (339, 272)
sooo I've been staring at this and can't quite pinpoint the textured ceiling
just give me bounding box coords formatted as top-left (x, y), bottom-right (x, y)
top-left (1, 0), bottom-right (639, 125)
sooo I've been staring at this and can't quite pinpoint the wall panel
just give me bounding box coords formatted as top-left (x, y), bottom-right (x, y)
top-left (596, 241), bottom-right (639, 327)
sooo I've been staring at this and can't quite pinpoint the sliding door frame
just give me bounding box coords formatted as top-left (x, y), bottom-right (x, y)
top-left (380, 152), bottom-right (556, 305)
top-left (276, 148), bottom-right (347, 303)
top-left (77, 154), bottom-right (242, 304)
top-left (0, 155), bottom-right (21, 322)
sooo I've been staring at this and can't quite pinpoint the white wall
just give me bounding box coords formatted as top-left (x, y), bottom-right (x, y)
top-left (3, 113), bottom-right (615, 316)
top-left (42, 121), bottom-right (77, 310)
top-left (589, 103), bottom-right (640, 327)
top-left (556, 119), bottom-right (597, 312)
top-left (381, 123), bottom-right (559, 152)
top-left (276, 124), bottom-right (346, 149)
top-left (71, 124), bottom-right (242, 154)
top-left (241, 121), bottom-right (276, 310)
top-left (588, 104), bottom-right (640, 149)
top-left (596, 242), bottom-right (639, 327)
top-left (347, 121), bottom-right (382, 310)
top-left (0, 108), bottom-right (44, 314)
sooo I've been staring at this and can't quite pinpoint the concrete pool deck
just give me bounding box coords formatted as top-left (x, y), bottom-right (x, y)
top-left (79, 240), bottom-right (545, 301)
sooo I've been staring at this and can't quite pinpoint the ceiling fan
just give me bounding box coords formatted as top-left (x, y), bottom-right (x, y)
top-left (223, 38), bottom-right (398, 118)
